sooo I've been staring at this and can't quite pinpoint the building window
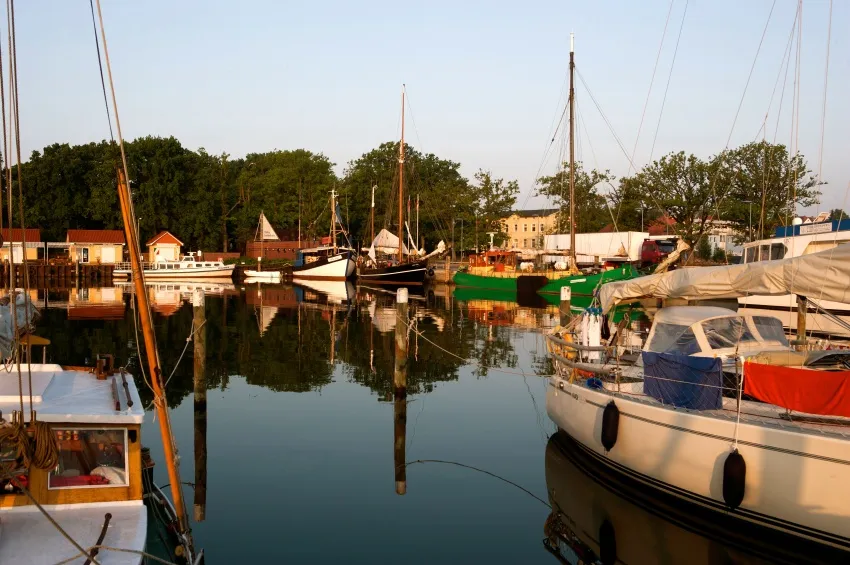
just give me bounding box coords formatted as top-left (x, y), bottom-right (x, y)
top-left (49, 428), bottom-right (129, 489)
top-left (523, 239), bottom-right (528, 247)
top-left (532, 224), bottom-right (536, 232)
top-left (514, 224), bottom-right (518, 232)
top-left (531, 239), bottom-right (537, 249)
top-left (523, 224), bottom-right (527, 232)
top-left (540, 223), bottom-right (545, 231)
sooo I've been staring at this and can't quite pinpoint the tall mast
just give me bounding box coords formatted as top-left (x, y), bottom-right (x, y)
top-left (371, 184), bottom-right (376, 244)
top-left (298, 179), bottom-right (302, 248)
top-left (330, 188), bottom-right (337, 254)
top-left (259, 212), bottom-right (263, 271)
top-left (398, 85), bottom-right (405, 263)
top-left (568, 33), bottom-right (576, 271)
top-left (116, 169), bottom-right (192, 541)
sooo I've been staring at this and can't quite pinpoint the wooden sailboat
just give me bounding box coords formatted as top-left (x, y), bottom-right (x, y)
top-left (360, 86), bottom-right (430, 285)
top-left (292, 189), bottom-right (357, 281)
top-left (245, 212), bottom-right (282, 282)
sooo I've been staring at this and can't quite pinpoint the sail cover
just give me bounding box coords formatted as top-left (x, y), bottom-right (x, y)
top-left (259, 213), bottom-right (279, 241)
top-left (0, 292), bottom-right (39, 359)
top-left (600, 243), bottom-right (850, 313)
top-left (370, 229), bottom-right (410, 256)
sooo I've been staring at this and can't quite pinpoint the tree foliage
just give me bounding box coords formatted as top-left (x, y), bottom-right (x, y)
top-left (535, 162), bottom-right (611, 233)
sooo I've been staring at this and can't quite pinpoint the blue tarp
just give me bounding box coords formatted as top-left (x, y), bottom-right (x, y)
top-left (642, 352), bottom-right (723, 410)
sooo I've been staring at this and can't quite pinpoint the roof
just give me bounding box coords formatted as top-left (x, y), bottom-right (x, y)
top-left (654, 306), bottom-right (739, 326)
top-left (507, 209), bottom-right (558, 219)
top-left (66, 229), bottom-right (126, 244)
top-left (146, 230), bottom-right (184, 247)
top-left (648, 214), bottom-right (676, 236)
top-left (0, 228), bottom-right (41, 243)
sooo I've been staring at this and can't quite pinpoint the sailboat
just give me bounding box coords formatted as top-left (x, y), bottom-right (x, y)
top-left (245, 211), bottom-right (282, 282)
top-left (453, 36), bottom-right (636, 296)
top-left (359, 86), bottom-right (433, 286)
top-left (292, 189), bottom-right (357, 280)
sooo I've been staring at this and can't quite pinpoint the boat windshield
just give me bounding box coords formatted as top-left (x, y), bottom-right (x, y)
top-left (647, 323), bottom-right (700, 355)
top-left (701, 317), bottom-right (756, 350)
top-left (752, 316), bottom-right (789, 345)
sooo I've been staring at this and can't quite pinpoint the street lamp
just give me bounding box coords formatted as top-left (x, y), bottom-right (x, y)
top-left (743, 201), bottom-right (753, 242)
top-left (638, 203), bottom-right (644, 232)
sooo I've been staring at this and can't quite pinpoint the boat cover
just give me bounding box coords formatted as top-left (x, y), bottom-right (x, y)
top-left (0, 292), bottom-right (39, 359)
top-left (601, 243), bottom-right (850, 313)
top-left (369, 229), bottom-right (410, 257)
top-left (642, 352), bottom-right (723, 410)
top-left (744, 361), bottom-right (850, 418)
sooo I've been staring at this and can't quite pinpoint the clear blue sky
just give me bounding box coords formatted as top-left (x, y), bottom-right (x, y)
top-left (13, 0), bottom-right (850, 214)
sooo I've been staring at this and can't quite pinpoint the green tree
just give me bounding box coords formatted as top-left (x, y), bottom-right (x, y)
top-left (535, 162), bottom-right (611, 233)
top-left (829, 208), bottom-right (847, 221)
top-left (723, 141), bottom-right (822, 239)
top-left (696, 237), bottom-right (713, 260)
top-left (471, 170), bottom-right (518, 248)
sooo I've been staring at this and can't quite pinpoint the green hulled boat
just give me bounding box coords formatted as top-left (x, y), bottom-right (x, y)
top-left (453, 270), bottom-right (522, 291)
top-left (536, 264), bottom-right (638, 297)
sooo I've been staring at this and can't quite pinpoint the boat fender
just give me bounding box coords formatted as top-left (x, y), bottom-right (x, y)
top-left (427, 267), bottom-right (435, 277)
top-left (600, 314), bottom-right (611, 341)
top-left (601, 401), bottom-right (619, 452)
top-left (723, 448), bottom-right (746, 510)
top-left (598, 518), bottom-right (617, 565)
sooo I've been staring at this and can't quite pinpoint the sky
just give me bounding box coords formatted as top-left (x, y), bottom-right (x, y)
top-left (11, 0), bottom-right (850, 215)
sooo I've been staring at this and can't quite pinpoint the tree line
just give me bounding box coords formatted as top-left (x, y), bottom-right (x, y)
top-left (3, 136), bottom-right (519, 253)
top-left (536, 140), bottom-right (824, 247)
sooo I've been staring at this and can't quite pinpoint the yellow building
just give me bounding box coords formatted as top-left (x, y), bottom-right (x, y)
top-left (67, 230), bottom-right (126, 264)
top-left (499, 209), bottom-right (559, 249)
top-left (0, 228), bottom-right (41, 263)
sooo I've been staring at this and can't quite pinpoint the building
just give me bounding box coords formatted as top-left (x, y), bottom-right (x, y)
top-left (0, 228), bottom-right (41, 263)
top-left (499, 209), bottom-right (559, 250)
top-left (146, 230), bottom-right (184, 262)
top-left (66, 229), bottom-right (126, 264)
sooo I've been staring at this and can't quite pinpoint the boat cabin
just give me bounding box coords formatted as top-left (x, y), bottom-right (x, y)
top-left (644, 306), bottom-right (790, 358)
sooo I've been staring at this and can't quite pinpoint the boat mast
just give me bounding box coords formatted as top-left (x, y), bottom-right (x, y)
top-left (371, 184), bottom-right (376, 244)
top-left (568, 33), bottom-right (577, 272)
top-left (330, 188), bottom-right (338, 254)
top-left (398, 85), bottom-right (405, 263)
top-left (116, 169), bottom-right (192, 542)
top-left (258, 212), bottom-right (264, 271)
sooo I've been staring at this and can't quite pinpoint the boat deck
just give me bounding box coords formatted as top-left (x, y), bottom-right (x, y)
top-left (0, 364), bottom-right (144, 424)
top-left (0, 502), bottom-right (146, 564)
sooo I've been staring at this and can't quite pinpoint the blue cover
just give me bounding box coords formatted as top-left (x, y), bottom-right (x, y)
top-left (642, 352), bottom-right (723, 410)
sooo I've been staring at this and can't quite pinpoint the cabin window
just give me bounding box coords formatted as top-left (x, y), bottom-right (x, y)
top-left (701, 317), bottom-right (756, 350)
top-left (770, 243), bottom-right (786, 261)
top-left (48, 428), bottom-right (128, 489)
top-left (759, 244), bottom-right (770, 262)
top-left (744, 247), bottom-right (756, 264)
top-left (752, 316), bottom-right (789, 345)
top-left (648, 323), bottom-right (700, 355)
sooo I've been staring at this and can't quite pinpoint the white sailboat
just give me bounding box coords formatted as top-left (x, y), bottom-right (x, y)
top-left (546, 244), bottom-right (850, 552)
top-left (244, 212), bottom-right (283, 282)
top-left (292, 189), bottom-right (357, 281)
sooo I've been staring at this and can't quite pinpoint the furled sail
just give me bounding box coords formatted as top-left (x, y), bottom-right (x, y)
top-left (600, 243), bottom-right (850, 313)
top-left (370, 228), bottom-right (410, 256)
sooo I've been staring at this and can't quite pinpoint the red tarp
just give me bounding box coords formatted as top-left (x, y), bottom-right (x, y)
top-left (744, 361), bottom-right (850, 418)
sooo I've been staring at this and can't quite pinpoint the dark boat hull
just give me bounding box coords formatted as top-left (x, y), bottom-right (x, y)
top-left (359, 259), bottom-right (429, 285)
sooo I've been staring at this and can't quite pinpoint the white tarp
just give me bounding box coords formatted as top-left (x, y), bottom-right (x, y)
top-left (601, 242), bottom-right (850, 313)
top-left (259, 212), bottom-right (279, 241)
top-left (370, 229), bottom-right (410, 256)
top-left (0, 292), bottom-right (40, 359)
top-left (544, 232), bottom-right (649, 262)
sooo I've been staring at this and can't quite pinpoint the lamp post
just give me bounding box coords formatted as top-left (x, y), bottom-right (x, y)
top-left (639, 203), bottom-right (644, 232)
top-left (743, 200), bottom-right (753, 242)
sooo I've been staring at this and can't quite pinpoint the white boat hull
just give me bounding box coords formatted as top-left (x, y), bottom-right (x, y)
top-left (114, 265), bottom-right (235, 280)
top-left (292, 254), bottom-right (355, 281)
top-left (546, 375), bottom-right (850, 550)
top-left (244, 270), bottom-right (281, 282)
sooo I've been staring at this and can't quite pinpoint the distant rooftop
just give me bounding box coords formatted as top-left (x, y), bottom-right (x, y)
top-left (506, 209), bottom-right (558, 218)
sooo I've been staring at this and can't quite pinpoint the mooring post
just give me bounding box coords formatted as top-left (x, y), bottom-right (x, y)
top-left (192, 289), bottom-right (207, 522)
top-left (559, 285), bottom-right (572, 327)
top-left (394, 287), bottom-right (409, 495)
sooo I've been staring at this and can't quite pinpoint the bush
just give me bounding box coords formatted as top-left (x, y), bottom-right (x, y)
top-left (712, 247), bottom-right (727, 262)
top-left (696, 238), bottom-right (713, 260)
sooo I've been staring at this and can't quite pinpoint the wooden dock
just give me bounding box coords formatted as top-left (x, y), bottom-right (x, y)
top-left (0, 262), bottom-right (115, 287)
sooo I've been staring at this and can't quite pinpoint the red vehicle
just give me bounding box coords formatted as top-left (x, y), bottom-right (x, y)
top-left (640, 238), bottom-right (677, 267)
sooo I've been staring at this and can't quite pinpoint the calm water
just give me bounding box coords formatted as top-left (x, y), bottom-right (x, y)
top-left (32, 284), bottom-right (818, 564)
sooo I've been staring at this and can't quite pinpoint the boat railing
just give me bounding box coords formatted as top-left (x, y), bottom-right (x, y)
top-left (114, 261), bottom-right (155, 271)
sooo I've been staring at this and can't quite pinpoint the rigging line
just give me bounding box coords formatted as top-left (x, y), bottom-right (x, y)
top-left (815, 0), bottom-right (833, 210)
top-left (404, 459), bottom-right (551, 508)
top-left (88, 0), bottom-right (113, 141)
top-left (647, 0), bottom-right (688, 163)
top-left (574, 69), bottom-right (638, 172)
top-left (628, 0), bottom-right (675, 175)
top-left (790, 0), bottom-right (803, 220)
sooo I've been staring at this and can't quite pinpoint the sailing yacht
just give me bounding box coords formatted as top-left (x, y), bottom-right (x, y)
top-left (360, 87), bottom-right (433, 286)
top-left (292, 189), bottom-right (357, 281)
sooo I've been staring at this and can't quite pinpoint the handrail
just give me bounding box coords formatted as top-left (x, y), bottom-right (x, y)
top-left (547, 333), bottom-right (610, 352)
top-left (551, 353), bottom-right (617, 376)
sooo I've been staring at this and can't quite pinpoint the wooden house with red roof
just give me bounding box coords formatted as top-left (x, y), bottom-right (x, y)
top-left (66, 229), bottom-right (126, 264)
top-left (146, 230), bottom-right (184, 262)
top-left (0, 227), bottom-right (41, 263)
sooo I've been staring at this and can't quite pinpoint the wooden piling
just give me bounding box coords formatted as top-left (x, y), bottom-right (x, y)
top-left (795, 295), bottom-right (808, 347)
top-left (192, 289), bottom-right (207, 522)
top-left (559, 286), bottom-right (572, 327)
top-left (393, 287), bottom-right (409, 495)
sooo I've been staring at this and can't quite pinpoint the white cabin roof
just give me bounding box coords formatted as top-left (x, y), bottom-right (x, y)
top-left (653, 306), bottom-right (736, 326)
top-left (0, 364), bottom-right (144, 424)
